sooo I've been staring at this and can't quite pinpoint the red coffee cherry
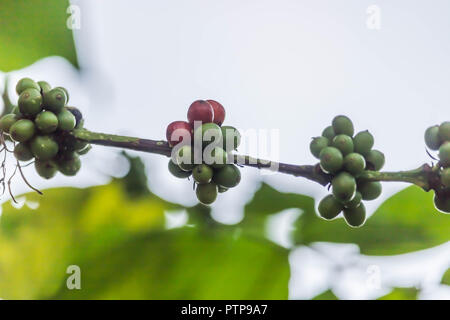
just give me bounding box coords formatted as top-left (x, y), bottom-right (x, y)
top-left (207, 99), bottom-right (225, 126)
top-left (187, 100), bottom-right (214, 125)
top-left (166, 121), bottom-right (193, 147)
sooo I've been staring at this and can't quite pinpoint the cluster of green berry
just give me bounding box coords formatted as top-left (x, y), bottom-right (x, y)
top-left (0, 78), bottom-right (90, 179)
top-left (424, 122), bottom-right (450, 212)
top-left (310, 115), bottom-right (385, 227)
top-left (166, 100), bottom-right (242, 205)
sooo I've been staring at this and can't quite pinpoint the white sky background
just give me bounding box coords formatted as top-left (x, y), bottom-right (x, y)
top-left (2, 0), bottom-right (450, 299)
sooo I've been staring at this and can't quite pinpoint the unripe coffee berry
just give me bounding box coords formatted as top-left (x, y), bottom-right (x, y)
top-left (16, 78), bottom-right (40, 95)
top-left (213, 164), bottom-right (241, 188)
top-left (13, 143), bottom-right (33, 161)
top-left (319, 146), bottom-right (343, 174)
top-left (37, 81), bottom-right (51, 94)
top-left (18, 88), bottom-right (43, 116)
top-left (439, 142), bottom-right (450, 167)
top-left (43, 88), bottom-right (66, 113)
top-left (176, 145), bottom-right (195, 171)
top-left (358, 181), bottom-right (382, 200)
top-left (441, 168), bottom-right (450, 187)
top-left (66, 106), bottom-right (83, 127)
top-left (343, 203), bottom-right (366, 227)
top-left (192, 164), bottom-right (213, 184)
top-left (344, 191), bottom-right (362, 209)
top-left (322, 126), bottom-right (336, 140)
top-left (187, 100), bottom-right (214, 125)
top-left (424, 125), bottom-right (441, 150)
top-left (194, 123), bottom-right (222, 148)
top-left (57, 109), bottom-right (76, 131)
top-left (332, 172), bottom-right (357, 203)
top-left (332, 134), bottom-right (354, 156)
top-left (166, 121), bottom-right (193, 147)
top-left (30, 135), bottom-right (59, 160)
top-left (353, 130), bottom-right (374, 156)
top-left (343, 153), bottom-right (366, 176)
top-left (0, 114), bottom-right (19, 132)
top-left (438, 122), bottom-right (450, 142)
top-left (318, 195), bottom-right (343, 220)
top-left (434, 193), bottom-right (450, 213)
top-left (57, 153), bottom-right (81, 176)
top-left (196, 182), bottom-right (218, 205)
top-left (221, 126), bottom-right (241, 151)
top-left (332, 115), bottom-right (354, 136)
top-left (208, 147), bottom-right (228, 169)
top-left (35, 159), bottom-right (58, 179)
top-left (9, 119), bottom-right (35, 142)
top-left (55, 87), bottom-right (69, 103)
top-left (207, 100), bottom-right (225, 126)
top-left (365, 149), bottom-right (385, 171)
top-left (310, 136), bottom-right (329, 159)
top-left (35, 111), bottom-right (58, 133)
top-left (218, 186), bottom-right (228, 193)
top-left (168, 160), bottom-right (192, 179)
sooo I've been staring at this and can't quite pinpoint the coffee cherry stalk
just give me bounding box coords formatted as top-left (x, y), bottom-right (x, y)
top-left (0, 78), bottom-right (449, 226)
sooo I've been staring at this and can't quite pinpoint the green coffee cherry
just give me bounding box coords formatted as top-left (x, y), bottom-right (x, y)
top-left (310, 136), bottom-right (329, 159)
top-left (35, 111), bottom-right (58, 133)
top-left (66, 106), bottom-right (83, 127)
top-left (439, 142), bottom-right (450, 167)
top-left (57, 109), bottom-right (76, 131)
top-left (365, 150), bottom-right (385, 171)
top-left (213, 164), bottom-right (241, 188)
top-left (194, 123), bottom-right (222, 147)
top-left (318, 195), bottom-right (343, 220)
top-left (343, 203), bottom-right (366, 227)
top-left (176, 145), bottom-right (195, 171)
top-left (35, 159), bottom-right (58, 179)
top-left (218, 186), bottom-right (228, 193)
top-left (424, 125), bottom-right (441, 151)
top-left (332, 172), bottom-right (356, 203)
top-left (192, 164), bottom-right (213, 184)
top-left (332, 134), bottom-right (354, 156)
top-left (221, 125), bottom-right (241, 151)
top-left (43, 88), bottom-right (67, 113)
top-left (9, 119), bottom-right (35, 142)
top-left (12, 105), bottom-right (22, 116)
top-left (332, 115), bottom-right (354, 136)
top-left (18, 88), bottom-right (42, 116)
top-left (358, 181), bottom-right (382, 200)
top-left (433, 194), bottom-right (450, 213)
top-left (441, 168), bottom-right (450, 188)
top-left (209, 147), bottom-right (228, 169)
top-left (30, 135), bottom-right (59, 160)
top-left (322, 126), bottom-right (336, 140)
top-left (438, 122), bottom-right (450, 142)
top-left (353, 130), bottom-right (374, 155)
top-left (55, 87), bottom-right (69, 103)
top-left (0, 114), bottom-right (19, 132)
top-left (344, 153), bottom-right (366, 176)
top-left (319, 146), bottom-right (343, 174)
top-left (344, 191), bottom-right (362, 209)
top-left (16, 78), bottom-right (40, 95)
top-left (196, 182), bottom-right (218, 205)
top-left (13, 143), bottom-right (33, 161)
top-left (168, 160), bottom-right (192, 179)
top-left (57, 153), bottom-right (81, 176)
top-left (37, 81), bottom-right (51, 94)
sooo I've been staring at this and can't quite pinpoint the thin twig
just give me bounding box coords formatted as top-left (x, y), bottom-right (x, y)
top-left (16, 160), bottom-right (43, 195)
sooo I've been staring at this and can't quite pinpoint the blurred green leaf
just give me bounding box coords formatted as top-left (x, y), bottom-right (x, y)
top-left (0, 0), bottom-right (78, 71)
top-left (441, 269), bottom-right (450, 286)
top-left (378, 287), bottom-right (419, 300)
top-left (312, 289), bottom-right (338, 300)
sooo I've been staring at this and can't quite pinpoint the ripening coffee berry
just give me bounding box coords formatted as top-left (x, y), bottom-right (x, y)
top-left (433, 194), bottom-right (450, 213)
top-left (343, 203), bottom-right (366, 227)
top-left (55, 87), bottom-right (69, 103)
top-left (439, 142), bottom-right (450, 167)
top-left (207, 100), bottom-right (226, 126)
top-left (332, 134), bottom-right (354, 156)
top-left (176, 145), bottom-right (195, 171)
top-left (0, 114), bottom-right (19, 132)
top-left (13, 143), bottom-right (33, 161)
top-left (196, 182), bottom-right (218, 205)
top-left (365, 149), bottom-right (385, 171)
top-left (168, 160), bottom-right (192, 179)
top-left (35, 111), bottom-right (58, 133)
top-left (218, 186), bottom-right (228, 193)
top-left (166, 121), bottom-right (192, 147)
top-left (57, 153), bottom-right (81, 176)
top-left (358, 181), bottom-right (382, 200)
top-left (353, 130), bottom-right (374, 156)
top-left (322, 126), bottom-right (336, 140)
top-left (66, 106), bottom-right (83, 127)
top-left (9, 119), bottom-right (35, 142)
top-left (18, 88), bottom-right (43, 116)
top-left (332, 172), bottom-right (357, 203)
top-left (30, 135), bottom-right (59, 160)
top-left (318, 195), bottom-right (343, 220)
top-left (16, 78), bottom-right (40, 95)
top-left (438, 122), bottom-right (450, 142)
top-left (310, 136), bottom-right (329, 159)
top-left (37, 81), bottom-right (51, 94)
top-left (319, 146), bottom-right (343, 174)
top-left (344, 153), bottom-right (366, 176)
top-left (57, 109), bottom-right (76, 131)
top-left (192, 164), bottom-right (213, 184)
top-left (221, 126), bottom-right (241, 151)
top-left (43, 88), bottom-right (67, 113)
top-left (344, 191), bottom-right (362, 209)
top-left (194, 122), bottom-right (223, 147)
top-left (332, 115), bottom-right (354, 136)
top-left (35, 159), bottom-right (58, 179)
top-left (187, 100), bottom-right (214, 125)
top-left (213, 164), bottom-right (241, 188)
top-left (424, 125), bottom-right (441, 151)
top-left (441, 168), bottom-right (450, 187)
